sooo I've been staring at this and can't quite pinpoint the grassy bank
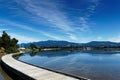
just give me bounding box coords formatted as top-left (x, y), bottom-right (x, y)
top-left (0, 48), bottom-right (12, 80)
top-left (0, 65), bottom-right (12, 80)
top-left (0, 48), bottom-right (5, 59)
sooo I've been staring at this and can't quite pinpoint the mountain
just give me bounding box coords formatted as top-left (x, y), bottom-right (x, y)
top-left (20, 40), bottom-right (120, 48)
top-left (83, 41), bottom-right (120, 47)
top-left (20, 40), bottom-right (81, 48)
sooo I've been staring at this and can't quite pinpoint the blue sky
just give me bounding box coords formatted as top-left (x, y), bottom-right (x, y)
top-left (0, 0), bottom-right (120, 43)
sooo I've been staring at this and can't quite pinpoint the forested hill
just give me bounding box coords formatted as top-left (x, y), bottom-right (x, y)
top-left (20, 40), bottom-right (120, 48)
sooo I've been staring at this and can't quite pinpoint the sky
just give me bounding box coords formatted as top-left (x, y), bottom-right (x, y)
top-left (0, 0), bottom-right (120, 43)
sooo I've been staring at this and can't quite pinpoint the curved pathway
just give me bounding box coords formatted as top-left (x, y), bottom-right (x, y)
top-left (1, 53), bottom-right (89, 80)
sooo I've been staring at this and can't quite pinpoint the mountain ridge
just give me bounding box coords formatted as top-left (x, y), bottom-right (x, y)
top-left (20, 40), bottom-right (120, 48)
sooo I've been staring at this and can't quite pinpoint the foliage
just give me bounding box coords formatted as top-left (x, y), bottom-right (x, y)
top-left (0, 31), bottom-right (19, 53)
top-left (30, 44), bottom-right (37, 50)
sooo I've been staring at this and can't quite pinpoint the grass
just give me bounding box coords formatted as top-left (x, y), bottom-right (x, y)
top-left (0, 47), bottom-right (5, 58)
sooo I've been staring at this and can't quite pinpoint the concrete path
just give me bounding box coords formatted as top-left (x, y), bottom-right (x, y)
top-left (1, 53), bottom-right (89, 80)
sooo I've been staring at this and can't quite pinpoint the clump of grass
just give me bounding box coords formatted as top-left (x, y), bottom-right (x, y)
top-left (0, 47), bottom-right (5, 58)
top-left (0, 47), bottom-right (5, 53)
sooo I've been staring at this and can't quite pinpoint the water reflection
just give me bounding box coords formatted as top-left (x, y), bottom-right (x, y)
top-left (28, 50), bottom-right (120, 57)
top-left (29, 50), bottom-right (77, 57)
top-left (30, 51), bottom-right (38, 57)
top-left (18, 50), bottom-right (120, 80)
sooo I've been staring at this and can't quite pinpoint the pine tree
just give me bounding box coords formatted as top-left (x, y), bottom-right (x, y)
top-left (0, 31), bottom-right (19, 53)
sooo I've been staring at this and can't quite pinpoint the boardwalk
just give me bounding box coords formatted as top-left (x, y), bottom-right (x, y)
top-left (1, 53), bottom-right (89, 80)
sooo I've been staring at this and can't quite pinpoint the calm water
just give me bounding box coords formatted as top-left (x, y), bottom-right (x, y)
top-left (18, 50), bottom-right (120, 80)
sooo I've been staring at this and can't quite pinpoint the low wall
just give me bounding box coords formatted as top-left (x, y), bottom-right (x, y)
top-left (1, 53), bottom-right (90, 80)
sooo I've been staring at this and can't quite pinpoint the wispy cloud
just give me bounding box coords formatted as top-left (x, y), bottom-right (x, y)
top-left (14, 0), bottom-right (75, 32)
top-left (0, 19), bottom-right (38, 32)
top-left (77, 0), bottom-right (100, 32)
top-left (87, 0), bottom-right (100, 17)
top-left (0, 19), bottom-right (65, 40)
top-left (69, 35), bottom-right (78, 41)
top-left (0, 24), bottom-right (9, 31)
top-left (9, 33), bottom-right (40, 43)
top-left (0, 28), bottom-right (9, 32)
top-left (14, 0), bottom-right (98, 32)
top-left (14, 0), bottom-right (101, 42)
top-left (66, 33), bottom-right (78, 41)
top-left (78, 17), bottom-right (90, 31)
top-left (96, 36), bottom-right (103, 40)
top-left (0, 0), bottom-right (101, 43)
top-left (108, 35), bottom-right (120, 42)
top-left (40, 32), bottom-right (65, 40)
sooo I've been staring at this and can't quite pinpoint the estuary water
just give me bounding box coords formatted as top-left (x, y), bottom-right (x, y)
top-left (18, 50), bottom-right (120, 80)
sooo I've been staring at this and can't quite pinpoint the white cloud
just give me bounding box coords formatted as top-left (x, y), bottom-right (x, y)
top-left (78, 37), bottom-right (90, 43)
top-left (108, 35), bottom-right (120, 42)
top-left (0, 28), bottom-right (9, 32)
top-left (40, 31), bottom-right (66, 40)
top-left (87, 0), bottom-right (100, 16)
top-left (0, 24), bottom-right (9, 32)
top-left (66, 33), bottom-right (78, 41)
top-left (0, 0), bottom-right (101, 43)
top-left (75, 0), bottom-right (101, 35)
top-left (14, 0), bottom-right (75, 32)
top-left (96, 36), bottom-right (103, 40)
top-left (15, 0), bottom-right (100, 32)
top-left (78, 17), bottom-right (90, 31)
top-left (69, 35), bottom-right (78, 41)
top-left (14, 0), bottom-right (94, 33)
top-left (9, 33), bottom-right (40, 43)
top-left (0, 19), bottom-right (38, 32)
top-left (93, 35), bottom-right (120, 42)
top-left (74, 0), bottom-right (101, 33)
top-left (0, 19), bottom-right (65, 40)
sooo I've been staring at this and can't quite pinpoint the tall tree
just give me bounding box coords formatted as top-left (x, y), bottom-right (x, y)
top-left (0, 31), bottom-right (19, 53)
top-left (1, 31), bottom-right (11, 49)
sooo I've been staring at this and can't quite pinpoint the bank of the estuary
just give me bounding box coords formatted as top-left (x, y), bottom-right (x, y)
top-left (0, 64), bottom-right (12, 80)
top-left (0, 53), bottom-right (12, 80)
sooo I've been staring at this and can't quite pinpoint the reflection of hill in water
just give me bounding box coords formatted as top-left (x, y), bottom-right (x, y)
top-left (30, 50), bottom-right (79, 57)
top-left (30, 51), bottom-right (38, 57)
top-left (29, 50), bottom-right (120, 57)
top-left (82, 50), bottom-right (120, 54)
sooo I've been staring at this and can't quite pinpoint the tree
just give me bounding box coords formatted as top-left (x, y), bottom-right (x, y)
top-left (30, 44), bottom-right (37, 50)
top-left (0, 31), bottom-right (19, 53)
top-left (1, 31), bottom-right (11, 49)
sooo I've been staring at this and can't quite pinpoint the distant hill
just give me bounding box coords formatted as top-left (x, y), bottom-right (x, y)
top-left (20, 40), bottom-right (120, 48)
top-left (20, 40), bottom-right (81, 48)
top-left (83, 41), bottom-right (120, 47)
